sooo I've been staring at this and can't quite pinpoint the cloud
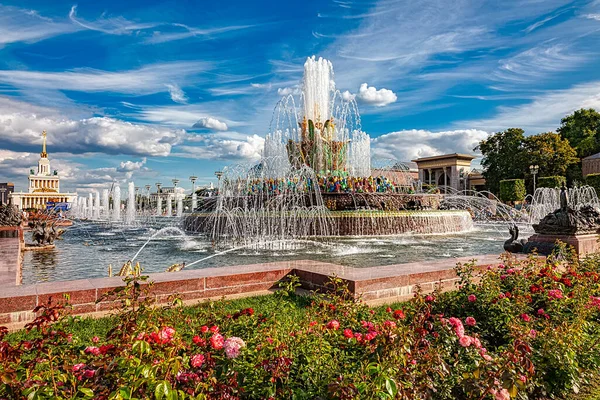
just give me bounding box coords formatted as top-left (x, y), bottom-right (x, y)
top-left (251, 82), bottom-right (272, 90)
top-left (458, 80), bottom-right (600, 132)
top-left (0, 62), bottom-right (209, 95)
top-left (584, 14), bottom-right (600, 21)
top-left (117, 157), bottom-right (147, 173)
top-left (277, 86), bottom-right (301, 96)
top-left (0, 97), bottom-right (185, 157)
top-left (175, 134), bottom-right (264, 161)
top-left (193, 117), bottom-right (228, 131)
top-left (145, 23), bottom-right (258, 44)
top-left (356, 83), bottom-right (397, 106)
top-left (68, 5), bottom-right (158, 35)
top-left (0, 5), bottom-right (77, 46)
top-left (371, 129), bottom-right (488, 161)
top-left (165, 84), bottom-right (188, 104)
top-left (341, 90), bottom-right (356, 101)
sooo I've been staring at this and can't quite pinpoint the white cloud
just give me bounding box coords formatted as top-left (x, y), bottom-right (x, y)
top-left (584, 14), bottom-right (600, 21)
top-left (277, 86), bottom-right (301, 96)
top-left (0, 5), bottom-right (77, 45)
top-left (356, 83), bottom-right (397, 106)
top-left (0, 62), bottom-right (209, 95)
top-left (459, 81), bottom-right (600, 132)
top-left (251, 82), bottom-right (272, 90)
top-left (0, 97), bottom-right (185, 157)
top-left (144, 23), bottom-right (257, 44)
top-left (193, 117), bottom-right (229, 131)
top-left (371, 129), bottom-right (488, 161)
top-left (175, 134), bottom-right (264, 161)
top-left (68, 5), bottom-right (158, 35)
top-left (117, 158), bottom-right (147, 173)
top-left (165, 84), bottom-right (188, 104)
top-left (341, 90), bottom-right (356, 101)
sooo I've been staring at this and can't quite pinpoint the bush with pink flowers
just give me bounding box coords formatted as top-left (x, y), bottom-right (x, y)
top-left (2, 251), bottom-right (600, 399)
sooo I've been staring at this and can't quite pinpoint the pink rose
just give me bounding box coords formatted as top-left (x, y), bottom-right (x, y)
top-left (529, 329), bottom-right (537, 338)
top-left (494, 388), bottom-right (510, 400)
top-left (383, 320), bottom-right (396, 328)
top-left (448, 317), bottom-right (465, 337)
top-left (72, 363), bottom-right (85, 372)
top-left (326, 320), bottom-right (340, 330)
top-left (425, 295), bottom-right (435, 302)
top-left (459, 336), bottom-right (472, 347)
top-left (465, 317), bottom-right (476, 327)
top-left (92, 336), bottom-right (99, 343)
top-left (190, 354), bottom-right (205, 368)
top-left (210, 333), bottom-right (225, 350)
top-left (224, 337), bottom-right (246, 359)
top-left (468, 294), bottom-right (477, 302)
top-left (343, 329), bottom-right (354, 338)
top-left (83, 369), bottom-right (95, 379)
top-left (548, 289), bottom-right (563, 300)
top-left (521, 313), bottom-right (531, 322)
top-left (84, 346), bottom-right (100, 356)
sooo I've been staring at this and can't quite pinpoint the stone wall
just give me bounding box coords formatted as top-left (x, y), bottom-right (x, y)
top-left (0, 255), bottom-right (510, 331)
top-left (0, 226), bottom-right (24, 286)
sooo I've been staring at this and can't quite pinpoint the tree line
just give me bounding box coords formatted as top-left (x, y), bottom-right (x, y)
top-left (476, 108), bottom-right (600, 194)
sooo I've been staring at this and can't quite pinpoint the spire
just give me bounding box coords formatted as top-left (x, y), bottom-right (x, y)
top-left (40, 131), bottom-right (47, 158)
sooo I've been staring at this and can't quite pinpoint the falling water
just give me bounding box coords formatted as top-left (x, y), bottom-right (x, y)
top-left (87, 193), bottom-right (93, 219)
top-left (192, 192), bottom-right (197, 210)
top-left (126, 182), bottom-right (136, 224)
top-left (529, 186), bottom-right (600, 223)
top-left (112, 185), bottom-right (121, 221)
top-left (94, 191), bottom-right (100, 220)
top-left (176, 193), bottom-right (183, 217)
top-left (102, 189), bottom-right (109, 220)
top-left (157, 195), bottom-right (163, 216)
top-left (166, 194), bottom-right (173, 216)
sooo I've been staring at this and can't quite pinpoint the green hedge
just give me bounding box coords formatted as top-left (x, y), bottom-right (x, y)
top-left (537, 176), bottom-right (566, 189)
top-left (586, 173), bottom-right (600, 196)
top-left (499, 179), bottom-right (526, 202)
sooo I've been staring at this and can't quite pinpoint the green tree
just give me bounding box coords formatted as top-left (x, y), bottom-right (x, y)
top-left (557, 108), bottom-right (600, 158)
top-left (475, 128), bottom-right (526, 194)
top-left (522, 132), bottom-right (578, 177)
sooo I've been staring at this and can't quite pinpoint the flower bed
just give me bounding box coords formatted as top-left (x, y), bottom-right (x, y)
top-left (3, 250), bottom-right (600, 399)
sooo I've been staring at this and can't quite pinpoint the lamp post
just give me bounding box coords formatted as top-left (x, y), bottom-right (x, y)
top-left (189, 176), bottom-right (197, 194)
top-left (145, 184), bottom-right (151, 198)
top-left (214, 171), bottom-right (223, 190)
top-left (529, 165), bottom-right (539, 194)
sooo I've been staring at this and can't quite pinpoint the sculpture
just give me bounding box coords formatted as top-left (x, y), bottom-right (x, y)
top-left (0, 205), bottom-right (23, 227)
top-left (504, 224), bottom-right (527, 253)
top-left (560, 183), bottom-right (569, 212)
top-left (28, 220), bottom-right (64, 246)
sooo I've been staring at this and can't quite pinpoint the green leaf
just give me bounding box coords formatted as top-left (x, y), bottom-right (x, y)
top-left (385, 378), bottom-right (398, 397)
top-left (79, 388), bottom-right (94, 398)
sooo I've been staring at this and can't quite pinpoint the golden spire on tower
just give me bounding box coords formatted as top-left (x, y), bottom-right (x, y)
top-left (40, 130), bottom-right (47, 158)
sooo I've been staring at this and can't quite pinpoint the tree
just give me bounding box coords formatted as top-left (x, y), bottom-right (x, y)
top-left (557, 108), bottom-right (600, 158)
top-left (475, 128), bottom-right (526, 194)
top-left (522, 132), bottom-right (578, 177)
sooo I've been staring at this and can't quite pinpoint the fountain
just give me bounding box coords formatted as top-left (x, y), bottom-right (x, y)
top-left (94, 191), bottom-right (100, 220)
top-left (126, 182), bottom-right (136, 224)
top-left (102, 189), bottom-right (109, 219)
top-left (112, 185), bottom-right (121, 221)
top-left (166, 194), bottom-right (173, 217)
top-left (176, 193), bottom-right (183, 217)
top-left (185, 56), bottom-right (473, 246)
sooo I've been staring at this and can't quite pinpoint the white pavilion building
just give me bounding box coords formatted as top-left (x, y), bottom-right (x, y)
top-left (10, 131), bottom-right (77, 210)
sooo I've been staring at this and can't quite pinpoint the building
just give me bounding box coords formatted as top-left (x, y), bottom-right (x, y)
top-left (582, 152), bottom-right (600, 177)
top-left (0, 183), bottom-right (14, 205)
top-left (9, 131), bottom-right (77, 210)
top-left (412, 153), bottom-right (483, 191)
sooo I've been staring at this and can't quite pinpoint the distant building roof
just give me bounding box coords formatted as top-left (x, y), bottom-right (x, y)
top-left (411, 153), bottom-right (477, 163)
top-left (583, 152), bottom-right (600, 160)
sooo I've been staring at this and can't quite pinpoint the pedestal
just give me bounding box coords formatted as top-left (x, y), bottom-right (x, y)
top-left (527, 233), bottom-right (600, 256)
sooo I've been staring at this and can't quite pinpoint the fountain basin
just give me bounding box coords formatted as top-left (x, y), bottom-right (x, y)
top-left (184, 209), bottom-right (473, 236)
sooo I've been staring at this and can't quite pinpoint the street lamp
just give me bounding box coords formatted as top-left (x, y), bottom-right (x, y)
top-left (189, 176), bottom-right (198, 194)
top-left (145, 184), bottom-right (151, 198)
top-left (214, 171), bottom-right (223, 189)
top-left (529, 165), bottom-right (539, 194)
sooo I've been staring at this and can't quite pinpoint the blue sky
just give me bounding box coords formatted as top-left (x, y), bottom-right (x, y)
top-left (1, 0), bottom-right (600, 193)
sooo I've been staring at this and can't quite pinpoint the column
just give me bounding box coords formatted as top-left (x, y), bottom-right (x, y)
top-left (444, 167), bottom-right (448, 188)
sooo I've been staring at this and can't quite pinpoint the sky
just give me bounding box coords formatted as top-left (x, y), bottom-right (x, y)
top-left (1, 0), bottom-right (600, 194)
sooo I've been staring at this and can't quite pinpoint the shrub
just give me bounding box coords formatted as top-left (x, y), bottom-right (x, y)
top-left (499, 179), bottom-right (526, 202)
top-left (2, 256), bottom-right (600, 399)
top-left (586, 173), bottom-right (600, 196)
top-left (537, 176), bottom-right (566, 188)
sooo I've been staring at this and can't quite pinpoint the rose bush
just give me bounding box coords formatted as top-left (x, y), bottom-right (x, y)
top-left (2, 252), bottom-right (600, 399)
